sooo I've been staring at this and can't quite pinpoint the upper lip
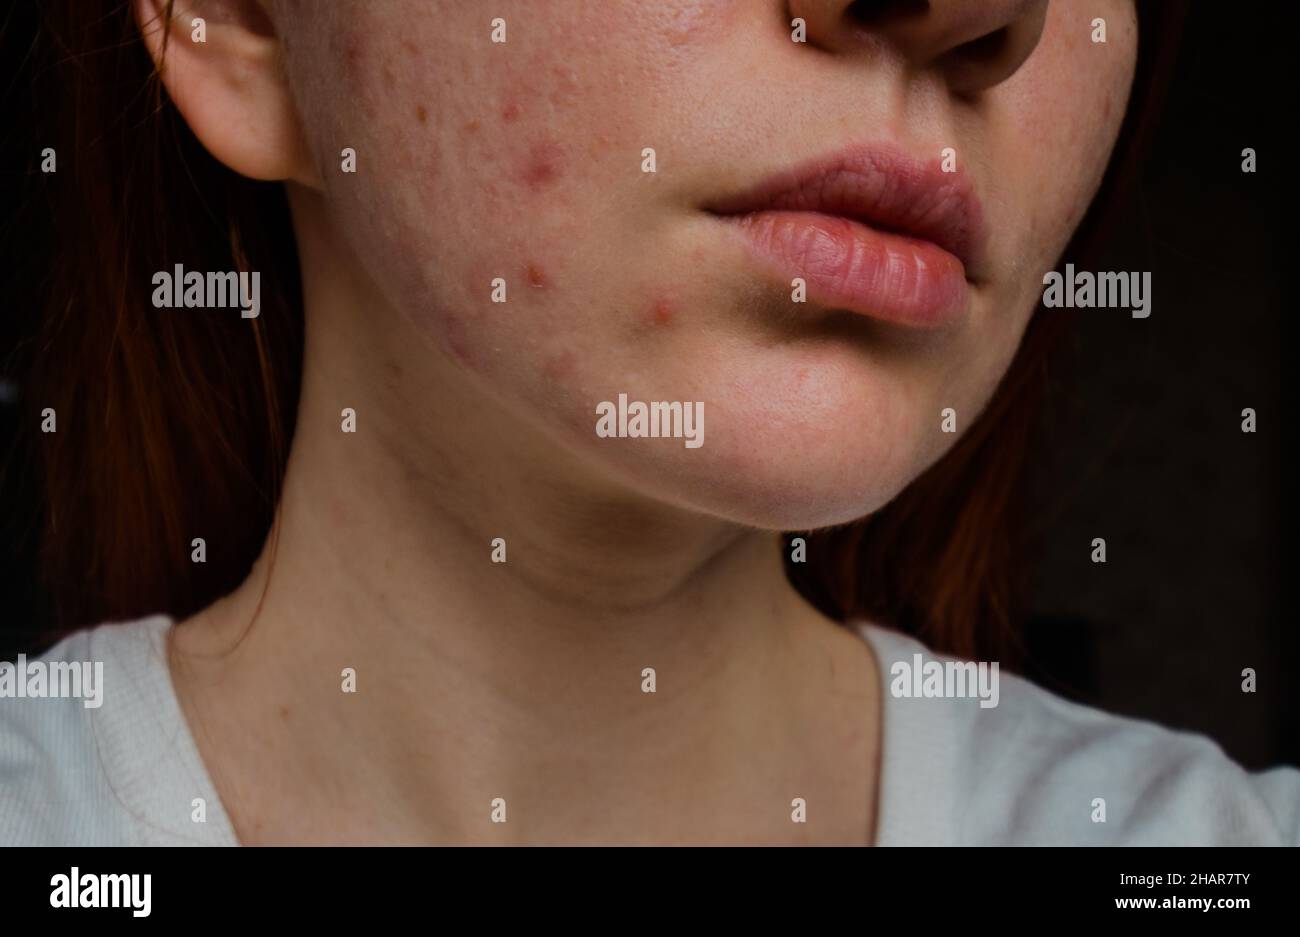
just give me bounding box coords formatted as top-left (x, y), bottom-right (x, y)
top-left (706, 142), bottom-right (988, 281)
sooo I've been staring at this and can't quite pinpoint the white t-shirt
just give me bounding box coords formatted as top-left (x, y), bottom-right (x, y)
top-left (1, 615), bottom-right (1296, 845)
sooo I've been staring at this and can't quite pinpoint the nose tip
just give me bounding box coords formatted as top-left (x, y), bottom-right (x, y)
top-left (790, 0), bottom-right (1050, 95)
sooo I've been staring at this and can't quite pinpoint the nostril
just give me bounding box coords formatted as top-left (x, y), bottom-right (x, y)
top-left (948, 28), bottom-right (1011, 67)
top-left (844, 0), bottom-right (930, 29)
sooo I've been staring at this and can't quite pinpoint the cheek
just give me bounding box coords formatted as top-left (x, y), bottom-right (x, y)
top-left (990, 3), bottom-right (1136, 283)
top-left (296, 13), bottom-right (636, 371)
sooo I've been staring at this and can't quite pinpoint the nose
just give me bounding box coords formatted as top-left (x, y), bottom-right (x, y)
top-left (788, 0), bottom-right (1049, 95)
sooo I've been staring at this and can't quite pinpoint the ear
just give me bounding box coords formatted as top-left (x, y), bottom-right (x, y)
top-left (135, 0), bottom-right (321, 187)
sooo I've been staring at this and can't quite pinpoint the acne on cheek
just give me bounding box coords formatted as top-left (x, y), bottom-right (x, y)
top-left (526, 262), bottom-right (549, 289)
top-left (639, 294), bottom-right (681, 331)
top-left (647, 299), bottom-right (675, 328)
top-left (518, 139), bottom-right (566, 191)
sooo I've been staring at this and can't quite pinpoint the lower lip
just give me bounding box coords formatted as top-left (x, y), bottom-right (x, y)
top-left (723, 211), bottom-right (971, 329)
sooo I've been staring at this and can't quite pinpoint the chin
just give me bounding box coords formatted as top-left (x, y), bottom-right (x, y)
top-left (586, 385), bottom-right (939, 533)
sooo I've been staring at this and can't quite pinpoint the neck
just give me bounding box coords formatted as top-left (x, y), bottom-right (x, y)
top-left (171, 189), bottom-right (881, 844)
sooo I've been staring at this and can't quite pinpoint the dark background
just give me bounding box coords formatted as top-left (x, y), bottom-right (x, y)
top-left (1, 4), bottom-right (1294, 769)
top-left (1017, 6), bottom-right (1293, 769)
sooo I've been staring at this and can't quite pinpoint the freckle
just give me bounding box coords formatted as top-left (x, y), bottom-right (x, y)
top-left (382, 65), bottom-right (395, 88)
top-left (279, 705), bottom-right (291, 721)
top-left (416, 104), bottom-right (428, 124)
top-left (501, 101), bottom-right (522, 122)
top-left (464, 118), bottom-right (481, 134)
top-left (526, 263), bottom-right (548, 288)
top-left (520, 140), bottom-right (563, 190)
top-left (402, 38), bottom-right (418, 56)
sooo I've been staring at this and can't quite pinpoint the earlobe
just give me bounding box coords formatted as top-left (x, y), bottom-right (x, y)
top-left (134, 0), bottom-right (322, 188)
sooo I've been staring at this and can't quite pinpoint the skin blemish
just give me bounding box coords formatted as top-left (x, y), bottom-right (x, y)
top-left (542, 350), bottom-right (576, 383)
top-left (648, 298), bottom-right (675, 328)
top-left (519, 140), bottom-right (564, 191)
top-left (342, 33), bottom-right (365, 71)
top-left (441, 313), bottom-right (475, 367)
top-left (416, 104), bottom-right (429, 124)
top-left (382, 65), bottom-right (395, 88)
top-left (501, 101), bottom-right (522, 122)
top-left (464, 118), bottom-right (482, 134)
top-left (526, 263), bottom-right (548, 289)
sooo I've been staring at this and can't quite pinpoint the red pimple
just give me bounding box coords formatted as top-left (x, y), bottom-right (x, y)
top-left (649, 299), bottom-right (675, 327)
top-left (526, 263), bottom-right (548, 288)
top-left (501, 101), bottom-right (522, 122)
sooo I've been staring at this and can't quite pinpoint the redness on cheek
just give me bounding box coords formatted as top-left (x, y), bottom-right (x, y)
top-left (519, 140), bottom-right (564, 191)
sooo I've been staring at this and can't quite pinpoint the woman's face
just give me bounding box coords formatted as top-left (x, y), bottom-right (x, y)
top-left (276, 0), bottom-right (1136, 530)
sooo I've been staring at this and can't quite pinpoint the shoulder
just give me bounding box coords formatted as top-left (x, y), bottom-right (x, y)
top-left (860, 623), bottom-right (1300, 846)
top-left (0, 615), bottom-right (228, 846)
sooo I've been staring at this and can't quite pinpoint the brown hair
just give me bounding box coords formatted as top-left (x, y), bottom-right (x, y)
top-left (2, 1), bottom-right (1182, 659)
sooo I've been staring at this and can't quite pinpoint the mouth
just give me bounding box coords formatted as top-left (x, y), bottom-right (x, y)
top-left (706, 143), bottom-right (988, 330)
